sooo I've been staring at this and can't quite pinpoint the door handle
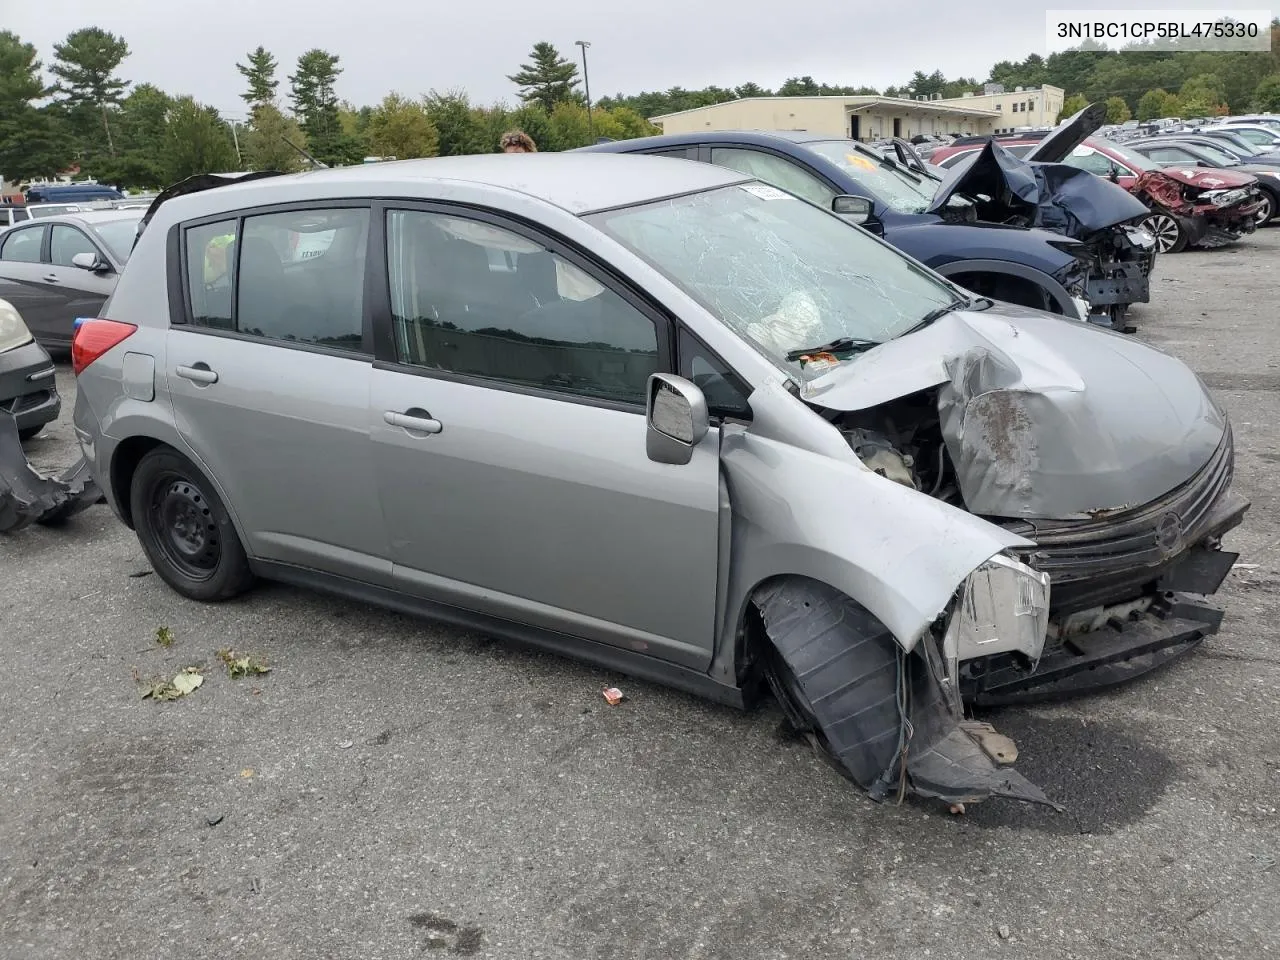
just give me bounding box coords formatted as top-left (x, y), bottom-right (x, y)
top-left (384, 410), bottom-right (442, 434)
top-left (42, 274), bottom-right (59, 283)
top-left (175, 364), bottom-right (219, 385)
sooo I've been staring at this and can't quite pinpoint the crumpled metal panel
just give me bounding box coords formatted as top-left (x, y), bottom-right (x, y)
top-left (0, 413), bottom-right (101, 533)
top-left (804, 303), bottom-right (1227, 520)
top-left (927, 139), bottom-right (1150, 237)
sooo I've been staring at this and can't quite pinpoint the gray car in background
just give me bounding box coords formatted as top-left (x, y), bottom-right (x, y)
top-left (0, 209), bottom-right (142, 351)
top-left (63, 155), bottom-right (1248, 812)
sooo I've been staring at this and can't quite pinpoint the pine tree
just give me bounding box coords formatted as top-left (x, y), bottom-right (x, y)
top-left (507, 42), bottom-right (580, 114)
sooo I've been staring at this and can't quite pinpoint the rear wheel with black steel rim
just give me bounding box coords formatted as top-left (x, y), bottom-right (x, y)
top-left (1141, 212), bottom-right (1186, 253)
top-left (130, 447), bottom-right (254, 602)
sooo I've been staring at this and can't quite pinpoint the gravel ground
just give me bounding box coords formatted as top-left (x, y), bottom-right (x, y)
top-left (2, 232), bottom-right (1279, 960)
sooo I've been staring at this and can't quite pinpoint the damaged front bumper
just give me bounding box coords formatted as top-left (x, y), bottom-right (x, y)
top-left (0, 411), bottom-right (102, 532)
top-left (959, 427), bottom-right (1250, 706)
top-left (1054, 223), bottom-right (1155, 330)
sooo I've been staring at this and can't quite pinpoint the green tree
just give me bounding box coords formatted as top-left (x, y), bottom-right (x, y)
top-left (96, 82), bottom-right (172, 188)
top-left (366, 93), bottom-right (438, 159)
top-left (423, 90), bottom-right (488, 155)
top-left (607, 106), bottom-right (660, 139)
top-left (1137, 88), bottom-right (1181, 120)
top-left (0, 31), bottom-right (73, 182)
top-left (1253, 74), bottom-right (1280, 111)
top-left (1180, 73), bottom-right (1228, 112)
top-left (1104, 96), bottom-right (1132, 123)
top-left (242, 102), bottom-right (305, 172)
top-left (507, 42), bottom-right (580, 113)
top-left (778, 76), bottom-right (821, 96)
top-left (162, 96), bottom-right (238, 181)
top-left (237, 46), bottom-right (279, 110)
top-left (49, 27), bottom-right (131, 155)
top-left (289, 48), bottom-right (345, 164)
top-left (1058, 93), bottom-right (1089, 120)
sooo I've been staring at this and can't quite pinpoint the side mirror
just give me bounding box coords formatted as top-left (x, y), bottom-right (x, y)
top-left (71, 251), bottom-right (110, 273)
top-left (832, 195), bottom-right (874, 224)
top-left (646, 373), bottom-right (710, 466)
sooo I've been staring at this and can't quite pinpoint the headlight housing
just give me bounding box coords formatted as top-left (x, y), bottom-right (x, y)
top-left (0, 298), bottom-right (34, 353)
top-left (944, 553), bottom-right (1051, 677)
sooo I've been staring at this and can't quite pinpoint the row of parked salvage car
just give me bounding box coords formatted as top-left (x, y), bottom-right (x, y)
top-left (0, 104), bottom-right (1251, 813)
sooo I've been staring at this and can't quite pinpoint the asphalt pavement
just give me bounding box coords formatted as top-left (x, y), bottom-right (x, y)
top-left (3, 233), bottom-right (1280, 960)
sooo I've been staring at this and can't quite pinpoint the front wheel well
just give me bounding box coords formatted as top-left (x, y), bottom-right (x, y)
top-left (109, 436), bottom-right (167, 529)
top-left (946, 270), bottom-right (1060, 314)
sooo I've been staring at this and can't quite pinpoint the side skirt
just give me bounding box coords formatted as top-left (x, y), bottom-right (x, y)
top-left (251, 558), bottom-right (748, 710)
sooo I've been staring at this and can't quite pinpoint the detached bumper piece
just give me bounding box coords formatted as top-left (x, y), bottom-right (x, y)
top-left (0, 412), bottom-right (101, 533)
top-left (754, 579), bottom-right (1058, 811)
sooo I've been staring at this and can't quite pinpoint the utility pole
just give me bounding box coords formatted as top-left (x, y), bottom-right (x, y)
top-left (575, 40), bottom-right (593, 142)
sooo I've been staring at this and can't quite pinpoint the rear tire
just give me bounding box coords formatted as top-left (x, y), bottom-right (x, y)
top-left (129, 447), bottom-right (254, 602)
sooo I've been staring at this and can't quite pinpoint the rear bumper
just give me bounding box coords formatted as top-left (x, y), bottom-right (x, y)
top-left (0, 339), bottom-right (60, 432)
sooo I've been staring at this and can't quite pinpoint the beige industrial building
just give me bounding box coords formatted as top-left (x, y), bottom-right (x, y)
top-left (935, 84), bottom-right (1066, 133)
top-left (649, 84), bottom-right (1065, 142)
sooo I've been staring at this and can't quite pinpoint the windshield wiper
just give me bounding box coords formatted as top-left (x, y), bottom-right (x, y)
top-left (785, 337), bottom-right (882, 362)
top-left (900, 296), bottom-right (991, 337)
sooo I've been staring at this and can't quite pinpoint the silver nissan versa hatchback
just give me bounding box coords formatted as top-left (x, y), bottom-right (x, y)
top-left (69, 155), bottom-right (1248, 812)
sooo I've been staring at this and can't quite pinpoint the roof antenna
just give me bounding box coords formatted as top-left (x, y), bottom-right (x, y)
top-left (282, 136), bottom-right (329, 170)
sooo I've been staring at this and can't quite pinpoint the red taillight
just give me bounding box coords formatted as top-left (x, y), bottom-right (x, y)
top-left (71, 319), bottom-right (137, 376)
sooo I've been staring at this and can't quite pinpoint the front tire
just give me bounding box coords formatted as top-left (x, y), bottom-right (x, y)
top-left (1142, 212), bottom-right (1186, 253)
top-left (129, 447), bottom-right (254, 602)
top-left (1255, 189), bottom-right (1276, 226)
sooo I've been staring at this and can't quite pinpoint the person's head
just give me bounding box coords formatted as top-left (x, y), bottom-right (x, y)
top-left (500, 130), bottom-right (537, 154)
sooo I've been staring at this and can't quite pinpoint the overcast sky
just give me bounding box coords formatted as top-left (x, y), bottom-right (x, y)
top-left (5, 0), bottom-right (1242, 118)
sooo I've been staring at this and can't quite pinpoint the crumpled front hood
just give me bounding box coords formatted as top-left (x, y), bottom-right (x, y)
top-left (1153, 166), bottom-right (1256, 190)
top-left (801, 304), bottom-right (1226, 520)
top-left (926, 140), bottom-right (1150, 236)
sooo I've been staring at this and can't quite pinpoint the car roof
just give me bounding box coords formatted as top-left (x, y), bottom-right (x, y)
top-left (157, 154), bottom-right (750, 219)
top-left (582, 130), bottom-right (844, 152)
top-left (28, 210), bottom-right (144, 227)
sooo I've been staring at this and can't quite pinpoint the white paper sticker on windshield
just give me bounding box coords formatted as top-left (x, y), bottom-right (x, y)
top-left (739, 183), bottom-right (795, 201)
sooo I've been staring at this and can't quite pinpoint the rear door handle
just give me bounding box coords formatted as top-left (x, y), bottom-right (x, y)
top-left (42, 274), bottom-right (59, 283)
top-left (176, 364), bottom-right (219, 384)
top-left (384, 410), bottom-right (442, 434)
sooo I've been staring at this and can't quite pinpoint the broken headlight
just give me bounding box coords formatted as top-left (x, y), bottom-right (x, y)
top-left (0, 298), bottom-right (34, 354)
top-left (944, 553), bottom-right (1051, 679)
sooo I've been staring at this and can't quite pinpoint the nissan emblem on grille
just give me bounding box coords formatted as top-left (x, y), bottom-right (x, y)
top-left (1155, 512), bottom-right (1184, 558)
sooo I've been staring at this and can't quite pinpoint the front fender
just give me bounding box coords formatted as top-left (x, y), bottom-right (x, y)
top-left (932, 258), bottom-right (1078, 315)
top-left (716, 380), bottom-right (1032, 660)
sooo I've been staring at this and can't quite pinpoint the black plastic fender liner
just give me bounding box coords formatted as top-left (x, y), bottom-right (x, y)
top-left (0, 412), bottom-right (102, 533)
top-left (753, 578), bottom-right (1058, 809)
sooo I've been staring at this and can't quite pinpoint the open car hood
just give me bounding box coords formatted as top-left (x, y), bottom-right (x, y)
top-left (800, 302), bottom-right (1226, 521)
top-left (925, 139), bottom-right (1150, 236)
top-left (1024, 101), bottom-right (1108, 163)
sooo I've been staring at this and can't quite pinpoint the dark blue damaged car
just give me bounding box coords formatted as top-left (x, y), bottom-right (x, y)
top-left (580, 120), bottom-right (1155, 332)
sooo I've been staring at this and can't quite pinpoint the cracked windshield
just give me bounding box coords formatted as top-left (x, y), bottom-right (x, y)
top-left (589, 183), bottom-right (960, 380)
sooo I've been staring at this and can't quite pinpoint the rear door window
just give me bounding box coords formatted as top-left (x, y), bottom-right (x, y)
top-left (0, 225), bottom-right (44, 262)
top-left (182, 208), bottom-right (371, 353)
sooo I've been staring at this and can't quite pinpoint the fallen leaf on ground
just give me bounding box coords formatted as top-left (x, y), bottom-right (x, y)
top-left (139, 666), bottom-right (203, 701)
top-left (155, 626), bottom-right (174, 647)
top-left (216, 648), bottom-right (271, 679)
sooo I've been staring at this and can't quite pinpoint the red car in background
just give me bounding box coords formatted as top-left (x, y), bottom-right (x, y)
top-left (932, 131), bottom-right (1264, 254)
